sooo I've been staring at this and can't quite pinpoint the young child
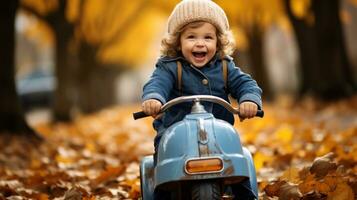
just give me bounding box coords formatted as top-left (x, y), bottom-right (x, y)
top-left (142, 0), bottom-right (262, 160)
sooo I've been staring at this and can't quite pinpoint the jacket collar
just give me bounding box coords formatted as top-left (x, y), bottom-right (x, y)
top-left (159, 55), bottom-right (185, 63)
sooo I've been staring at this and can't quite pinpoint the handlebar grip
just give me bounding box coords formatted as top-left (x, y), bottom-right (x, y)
top-left (256, 110), bottom-right (264, 118)
top-left (133, 111), bottom-right (149, 120)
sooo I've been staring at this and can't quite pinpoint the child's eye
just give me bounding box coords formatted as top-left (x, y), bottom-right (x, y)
top-left (187, 35), bottom-right (195, 39)
top-left (205, 36), bottom-right (213, 40)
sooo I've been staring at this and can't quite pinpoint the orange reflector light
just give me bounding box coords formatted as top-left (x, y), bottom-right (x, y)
top-left (185, 158), bottom-right (223, 174)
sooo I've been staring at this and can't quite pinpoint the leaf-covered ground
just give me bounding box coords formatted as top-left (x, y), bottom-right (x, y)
top-left (0, 96), bottom-right (356, 200)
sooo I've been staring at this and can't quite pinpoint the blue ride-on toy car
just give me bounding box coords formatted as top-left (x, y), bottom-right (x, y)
top-left (133, 95), bottom-right (264, 200)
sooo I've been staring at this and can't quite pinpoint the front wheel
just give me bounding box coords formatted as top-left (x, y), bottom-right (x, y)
top-left (191, 181), bottom-right (221, 200)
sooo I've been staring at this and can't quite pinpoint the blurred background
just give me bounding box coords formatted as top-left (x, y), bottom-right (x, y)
top-left (1, 0), bottom-right (357, 127)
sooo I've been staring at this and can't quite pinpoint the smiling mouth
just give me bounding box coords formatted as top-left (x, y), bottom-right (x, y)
top-left (192, 52), bottom-right (207, 58)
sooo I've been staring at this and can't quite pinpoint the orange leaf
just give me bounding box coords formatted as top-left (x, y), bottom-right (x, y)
top-left (328, 182), bottom-right (355, 200)
top-left (264, 180), bottom-right (286, 197)
top-left (310, 152), bottom-right (337, 179)
top-left (281, 167), bottom-right (301, 184)
top-left (279, 182), bottom-right (303, 200)
top-left (92, 166), bottom-right (125, 187)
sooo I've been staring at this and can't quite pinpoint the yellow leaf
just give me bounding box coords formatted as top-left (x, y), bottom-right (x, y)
top-left (274, 125), bottom-right (293, 143)
top-left (253, 151), bottom-right (272, 170)
top-left (85, 142), bottom-right (96, 152)
top-left (55, 155), bottom-right (75, 164)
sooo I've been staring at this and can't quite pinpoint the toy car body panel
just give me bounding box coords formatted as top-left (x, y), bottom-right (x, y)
top-left (154, 113), bottom-right (251, 188)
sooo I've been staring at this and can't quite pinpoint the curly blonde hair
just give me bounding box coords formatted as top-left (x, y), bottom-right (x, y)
top-left (160, 21), bottom-right (235, 58)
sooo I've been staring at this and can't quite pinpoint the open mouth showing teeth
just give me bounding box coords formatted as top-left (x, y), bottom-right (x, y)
top-left (193, 52), bottom-right (207, 58)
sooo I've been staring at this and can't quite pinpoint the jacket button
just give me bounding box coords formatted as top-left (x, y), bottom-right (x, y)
top-left (202, 79), bottom-right (209, 85)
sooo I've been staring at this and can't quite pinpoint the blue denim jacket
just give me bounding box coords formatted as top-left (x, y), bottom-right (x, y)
top-left (142, 54), bottom-right (262, 133)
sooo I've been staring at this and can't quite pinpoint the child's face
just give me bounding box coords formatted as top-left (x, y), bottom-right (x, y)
top-left (179, 22), bottom-right (217, 68)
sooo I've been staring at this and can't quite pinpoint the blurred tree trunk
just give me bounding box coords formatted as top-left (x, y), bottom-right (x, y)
top-left (21, 0), bottom-right (76, 121)
top-left (49, 1), bottom-right (76, 121)
top-left (284, 0), bottom-right (356, 99)
top-left (23, 0), bottom-right (120, 117)
top-left (312, 0), bottom-right (356, 97)
top-left (0, 0), bottom-right (37, 137)
top-left (77, 42), bottom-right (118, 113)
top-left (284, 2), bottom-right (319, 96)
top-left (75, 0), bottom-right (118, 114)
top-left (246, 23), bottom-right (273, 100)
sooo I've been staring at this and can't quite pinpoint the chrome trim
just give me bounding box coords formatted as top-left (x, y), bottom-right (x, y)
top-left (191, 100), bottom-right (206, 113)
top-left (184, 156), bottom-right (224, 175)
top-left (197, 118), bottom-right (208, 145)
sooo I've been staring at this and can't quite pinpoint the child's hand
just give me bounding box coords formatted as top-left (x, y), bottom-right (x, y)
top-left (239, 101), bottom-right (258, 122)
top-left (142, 99), bottom-right (162, 118)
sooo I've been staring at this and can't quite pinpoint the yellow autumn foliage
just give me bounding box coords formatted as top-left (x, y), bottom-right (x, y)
top-left (21, 0), bottom-right (58, 15)
top-left (20, 0), bottom-right (294, 66)
top-left (98, 7), bottom-right (167, 65)
top-left (19, 0), bottom-right (357, 67)
top-left (290, 0), bottom-right (311, 19)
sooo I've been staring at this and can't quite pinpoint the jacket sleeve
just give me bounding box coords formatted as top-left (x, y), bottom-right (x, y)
top-left (142, 61), bottom-right (176, 104)
top-left (227, 60), bottom-right (263, 108)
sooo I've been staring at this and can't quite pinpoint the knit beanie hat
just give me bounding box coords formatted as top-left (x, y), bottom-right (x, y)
top-left (167, 0), bottom-right (229, 34)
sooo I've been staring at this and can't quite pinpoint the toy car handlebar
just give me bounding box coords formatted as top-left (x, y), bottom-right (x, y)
top-left (133, 95), bottom-right (264, 120)
top-left (133, 111), bottom-right (150, 120)
top-left (133, 110), bottom-right (264, 120)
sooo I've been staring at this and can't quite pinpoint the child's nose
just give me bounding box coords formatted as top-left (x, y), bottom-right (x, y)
top-left (195, 39), bottom-right (205, 46)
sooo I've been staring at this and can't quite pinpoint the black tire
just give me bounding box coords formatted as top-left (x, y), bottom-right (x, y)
top-left (191, 182), bottom-right (221, 200)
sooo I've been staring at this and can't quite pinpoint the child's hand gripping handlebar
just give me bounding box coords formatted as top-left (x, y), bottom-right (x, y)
top-left (133, 95), bottom-right (264, 120)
